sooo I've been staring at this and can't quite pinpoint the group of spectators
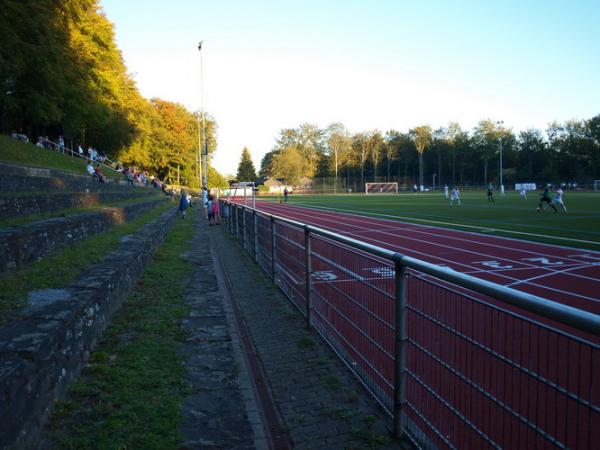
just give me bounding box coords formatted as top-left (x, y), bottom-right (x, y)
top-left (9, 131), bottom-right (179, 196)
top-left (78, 144), bottom-right (108, 164)
top-left (86, 160), bottom-right (107, 183)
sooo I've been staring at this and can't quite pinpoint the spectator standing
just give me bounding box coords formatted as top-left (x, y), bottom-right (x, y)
top-left (201, 187), bottom-right (208, 219)
top-left (207, 194), bottom-right (215, 225)
top-left (179, 190), bottom-right (189, 218)
top-left (94, 164), bottom-right (106, 183)
top-left (125, 169), bottom-right (134, 186)
top-left (212, 197), bottom-right (221, 225)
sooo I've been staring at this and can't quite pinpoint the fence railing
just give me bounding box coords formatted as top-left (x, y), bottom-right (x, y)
top-left (220, 199), bottom-right (600, 449)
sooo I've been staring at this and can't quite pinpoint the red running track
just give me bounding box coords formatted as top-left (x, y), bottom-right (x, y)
top-left (256, 201), bottom-right (600, 317)
top-left (244, 201), bottom-right (600, 449)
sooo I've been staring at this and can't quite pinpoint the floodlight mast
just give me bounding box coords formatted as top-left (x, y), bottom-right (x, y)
top-left (497, 120), bottom-right (505, 195)
top-left (198, 40), bottom-right (208, 190)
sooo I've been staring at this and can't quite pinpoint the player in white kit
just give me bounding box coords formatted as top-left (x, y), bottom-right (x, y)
top-left (552, 188), bottom-right (567, 212)
top-left (449, 187), bottom-right (461, 206)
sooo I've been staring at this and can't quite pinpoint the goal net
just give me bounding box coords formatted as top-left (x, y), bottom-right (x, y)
top-left (365, 182), bottom-right (398, 194)
top-left (226, 181), bottom-right (256, 208)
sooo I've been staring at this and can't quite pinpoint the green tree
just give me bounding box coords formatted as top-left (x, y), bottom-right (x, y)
top-left (367, 131), bottom-right (384, 181)
top-left (350, 133), bottom-right (369, 190)
top-left (444, 122), bottom-right (463, 185)
top-left (326, 123), bottom-right (352, 192)
top-left (271, 146), bottom-right (309, 186)
top-left (517, 129), bottom-right (546, 179)
top-left (236, 147), bottom-right (257, 181)
top-left (259, 150), bottom-right (279, 178)
top-left (410, 125), bottom-right (432, 188)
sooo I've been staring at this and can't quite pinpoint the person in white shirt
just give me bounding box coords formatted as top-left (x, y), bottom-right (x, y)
top-left (86, 162), bottom-right (97, 180)
top-left (201, 187), bottom-right (208, 219)
top-left (450, 187), bottom-right (461, 206)
top-left (444, 184), bottom-right (449, 198)
top-left (519, 188), bottom-right (527, 200)
top-left (552, 188), bottom-right (567, 212)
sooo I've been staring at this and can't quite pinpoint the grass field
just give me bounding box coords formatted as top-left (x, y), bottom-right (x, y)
top-left (260, 191), bottom-right (600, 251)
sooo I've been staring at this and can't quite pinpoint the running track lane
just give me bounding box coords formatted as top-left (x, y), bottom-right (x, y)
top-left (255, 201), bottom-right (600, 317)
top-left (249, 201), bottom-right (600, 448)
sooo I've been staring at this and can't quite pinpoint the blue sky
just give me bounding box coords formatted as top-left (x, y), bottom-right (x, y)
top-left (100, 0), bottom-right (600, 175)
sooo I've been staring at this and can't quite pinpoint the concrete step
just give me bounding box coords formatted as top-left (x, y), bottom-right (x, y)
top-left (0, 197), bottom-right (173, 272)
top-left (0, 191), bottom-right (162, 221)
top-left (0, 206), bottom-right (178, 449)
top-left (0, 162), bottom-right (154, 193)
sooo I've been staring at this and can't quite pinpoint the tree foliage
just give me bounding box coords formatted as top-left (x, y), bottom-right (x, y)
top-left (271, 146), bottom-right (309, 186)
top-left (236, 147), bottom-right (257, 181)
top-left (0, 0), bottom-right (221, 188)
top-left (260, 116), bottom-right (599, 191)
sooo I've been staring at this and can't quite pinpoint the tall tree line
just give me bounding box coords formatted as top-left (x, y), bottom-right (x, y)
top-left (259, 117), bottom-right (600, 190)
top-left (0, 0), bottom-right (222, 188)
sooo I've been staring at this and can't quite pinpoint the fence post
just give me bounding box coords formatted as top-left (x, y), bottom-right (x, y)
top-left (233, 203), bottom-right (240, 242)
top-left (393, 260), bottom-right (407, 439)
top-left (242, 206), bottom-right (247, 252)
top-left (253, 209), bottom-right (258, 262)
top-left (270, 216), bottom-right (276, 283)
top-left (305, 225), bottom-right (312, 329)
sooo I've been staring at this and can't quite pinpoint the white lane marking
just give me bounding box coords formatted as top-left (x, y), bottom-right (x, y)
top-left (522, 257), bottom-right (563, 265)
top-left (263, 201), bottom-right (600, 247)
top-left (258, 203), bottom-right (600, 303)
top-left (262, 202), bottom-right (600, 284)
top-left (473, 260), bottom-right (514, 269)
top-left (506, 263), bottom-right (600, 288)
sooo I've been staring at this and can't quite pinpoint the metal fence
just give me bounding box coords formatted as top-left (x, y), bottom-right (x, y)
top-left (221, 200), bottom-right (600, 449)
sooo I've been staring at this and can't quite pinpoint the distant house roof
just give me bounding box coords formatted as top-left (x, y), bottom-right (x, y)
top-left (298, 176), bottom-right (312, 184)
top-left (263, 177), bottom-right (283, 187)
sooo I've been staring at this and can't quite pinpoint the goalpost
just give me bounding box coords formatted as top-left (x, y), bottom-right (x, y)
top-left (365, 182), bottom-right (399, 194)
top-left (227, 181), bottom-right (256, 208)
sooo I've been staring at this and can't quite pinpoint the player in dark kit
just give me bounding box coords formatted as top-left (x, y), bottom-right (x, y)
top-left (487, 182), bottom-right (494, 202)
top-left (537, 187), bottom-right (557, 212)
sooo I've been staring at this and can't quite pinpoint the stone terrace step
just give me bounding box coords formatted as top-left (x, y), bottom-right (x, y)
top-left (0, 197), bottom-right (172, 272)
top-left (0, 206), bottom-right (177, 449)
top-left (0, 190), bottom-right (161, 220)
top-left (0, 162), bottom-right (151, 193)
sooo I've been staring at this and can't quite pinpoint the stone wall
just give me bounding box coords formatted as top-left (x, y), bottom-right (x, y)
top-left (0, 191), bottom-right (157, 220)
top-left (0, 198), bottom-right (170, 272)
top-left (0, 207), bottom-right (178, 449)
top-left (0, 162), bottom-right (147, 193)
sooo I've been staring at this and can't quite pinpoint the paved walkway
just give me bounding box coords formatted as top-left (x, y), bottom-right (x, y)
top-left (181, 209), bottom-right (408, 449)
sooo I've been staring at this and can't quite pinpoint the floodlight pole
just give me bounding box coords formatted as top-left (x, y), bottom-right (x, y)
top-left (198, 41), bottom-right (208, 190)
top-left (197, 116), bottom-right (201, 186)
top-left (497, 120), bottom-right (505, 196)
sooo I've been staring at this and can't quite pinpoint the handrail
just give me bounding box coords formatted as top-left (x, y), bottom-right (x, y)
top-left (226, 200), bottom-right (600, 337)
top-left (43, 138), bottom-right (119, 174)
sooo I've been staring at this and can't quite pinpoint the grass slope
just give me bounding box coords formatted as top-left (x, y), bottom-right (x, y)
top-left (0, 135), bottom-right (121, 179)
top-left (47, 211), bottom-right (195, 449)
top-left (266, 192), bottom-right (600, 250)
top-left (0, 202), bottom-right (174, 323)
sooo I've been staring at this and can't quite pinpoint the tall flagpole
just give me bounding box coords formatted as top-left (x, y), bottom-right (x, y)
top-left (198, 41), bottom-right (207, 190)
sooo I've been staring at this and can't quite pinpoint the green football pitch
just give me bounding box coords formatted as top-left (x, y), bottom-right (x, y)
top-left (260, 191), bottom-right (600, 251)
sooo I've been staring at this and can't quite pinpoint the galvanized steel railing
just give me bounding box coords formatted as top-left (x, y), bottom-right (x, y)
top-left (220, 200), bottom-right (600, 449)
